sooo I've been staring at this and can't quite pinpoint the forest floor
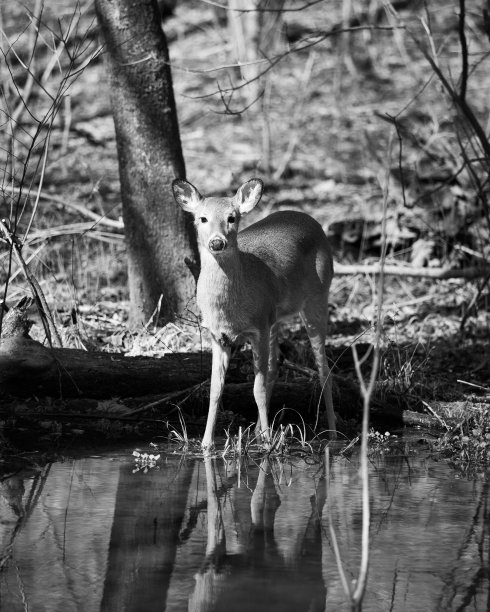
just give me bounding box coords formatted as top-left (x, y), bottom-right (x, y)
top-left (1, 0), bottom-right (490, 467)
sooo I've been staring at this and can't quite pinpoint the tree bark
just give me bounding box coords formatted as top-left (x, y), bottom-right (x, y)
top-left (94, 0), bottom-right (199, 327)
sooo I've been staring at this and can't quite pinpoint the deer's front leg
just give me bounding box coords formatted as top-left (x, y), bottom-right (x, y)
top-left (250, 331), bottom-right (271, 445)
top-left (202, 337), bottom-right (231, 451)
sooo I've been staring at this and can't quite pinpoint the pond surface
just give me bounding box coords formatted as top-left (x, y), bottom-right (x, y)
top-left (0, 442), bottom-right (489, 612)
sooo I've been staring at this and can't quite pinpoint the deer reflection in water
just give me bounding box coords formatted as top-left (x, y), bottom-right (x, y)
top-left (188, 457), bottom-right (326, 612)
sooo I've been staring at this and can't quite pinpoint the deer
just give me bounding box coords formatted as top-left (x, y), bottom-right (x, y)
top-left (172, 178), bottom-right (336, 451)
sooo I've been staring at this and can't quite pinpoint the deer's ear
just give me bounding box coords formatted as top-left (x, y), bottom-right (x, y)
top-left (235, 178), bottom-right (263, 214)
top-left (172, 179), bottom-right (202, 212)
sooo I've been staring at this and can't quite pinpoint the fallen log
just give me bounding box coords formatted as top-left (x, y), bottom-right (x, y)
top-left (0, 307), bottom-right (423, 429)
top-left (0, 334), bottom-right (209, 399)
top-left (0, 331), bottom-right (363, 423)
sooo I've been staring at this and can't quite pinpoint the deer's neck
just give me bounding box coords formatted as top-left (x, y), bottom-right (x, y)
top-left (198, 247), bottom-right (244, 295)
top-left (197, 248), bottom-right (247, 340)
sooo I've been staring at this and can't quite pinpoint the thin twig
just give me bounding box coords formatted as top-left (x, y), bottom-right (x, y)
top-left (392, 116), bottom-right (407, 208)
top-left (121, 381), bottom-right (207, 417)
top-left (282, 358), bottom-right (316, 378)
top-left (23, 129), bottom-right (51, 239)
top-left (458, 0), bottom-right (468, 103)
top-left (422, 400), bottom-right (450, 431)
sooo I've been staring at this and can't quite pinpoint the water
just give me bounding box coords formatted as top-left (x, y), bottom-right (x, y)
top-left (0, 444), bottom-right (488, 611)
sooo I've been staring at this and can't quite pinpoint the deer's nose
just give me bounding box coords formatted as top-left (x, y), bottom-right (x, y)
top-left (208, 236), bottom-right (227, 252)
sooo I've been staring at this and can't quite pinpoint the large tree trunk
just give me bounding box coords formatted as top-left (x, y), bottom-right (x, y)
top-left (95, 0), bottom-right (199, 327)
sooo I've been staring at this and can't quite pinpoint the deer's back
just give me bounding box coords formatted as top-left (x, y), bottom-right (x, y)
top-left (238, 211), bottom-right (331, 271)
top-left (238, 211), bottom-right (332, 313)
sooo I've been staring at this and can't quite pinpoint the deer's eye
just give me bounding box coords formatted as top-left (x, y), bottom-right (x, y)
top-left (227, 215), bottom-right (236, 224)
top-left (200, 217), bottom-right (208, 223)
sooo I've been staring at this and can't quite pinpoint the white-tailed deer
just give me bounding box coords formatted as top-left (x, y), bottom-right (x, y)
top-left (172, 178), bottom-right (335, 450)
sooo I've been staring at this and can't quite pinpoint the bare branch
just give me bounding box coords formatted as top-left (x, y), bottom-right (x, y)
top-left (4, 187), bottom-right (123, 230)
top-left (200, 0), bottom-right (327, 13)
top-left (335, 263), bottom-right (490, 280)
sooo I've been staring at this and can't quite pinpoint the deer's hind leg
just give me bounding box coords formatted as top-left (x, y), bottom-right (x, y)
top-left (300, 296), bottom-right (336, 439)
top-left (250, 323), bottom-right (282, 444)
top-left (253, 322), bottom-right (280, 439)
top-left (266, 322), bottom-right (280, 405)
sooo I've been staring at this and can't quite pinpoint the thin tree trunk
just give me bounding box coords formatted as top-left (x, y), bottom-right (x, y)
top-left (95, 0), bottom-right (198, 327)
top-left (228, 0), bottom-right (285, 104)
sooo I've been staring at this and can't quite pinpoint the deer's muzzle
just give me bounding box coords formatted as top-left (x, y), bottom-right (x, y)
top-left (208, 236), bottom-right (227, 252)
